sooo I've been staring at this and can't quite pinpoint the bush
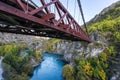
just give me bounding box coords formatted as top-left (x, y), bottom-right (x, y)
top-left (7, 72), bottom-right (29, 80)
top-left (106, 46), bottom-right (117, 57)
top-left (0, 46), bottom-right (4, 56)
top-left (83, 61), bottom-right (93, 77)
top-left (2, 44), bottom-right (36, 80)
top-left (63, 64), bottom-right (75, 80)
top-left (76, 55), bottom-right (108, 80)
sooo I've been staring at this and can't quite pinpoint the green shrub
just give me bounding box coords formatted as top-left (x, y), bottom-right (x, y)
top-left (2, 44), bottom-right (36, 80)
top-left (45, 39), bottom-right (61, 52)
top-left (0, 46), bottom-right (4, 56)
top-left (7, 72), bottom-right (29, 80)
top-left (114, 32), bottom-right (120, 42)
top-left (63, 64), bottom-right (75, 80)
top-left (76, 54), bottom-right (108, 80)
top-left (106, 46), bottom-right (117, 57)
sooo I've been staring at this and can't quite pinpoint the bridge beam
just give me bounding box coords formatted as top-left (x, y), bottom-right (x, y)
top-left (0, 0), bottom-right (91, 42)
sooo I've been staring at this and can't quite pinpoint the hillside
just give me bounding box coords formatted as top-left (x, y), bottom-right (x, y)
top-left (87, 1), bottom-right (120, 26)
top-left (85, 1), bottom-right (120, 80)
top-left (87, 1), bottom-right (120, 50)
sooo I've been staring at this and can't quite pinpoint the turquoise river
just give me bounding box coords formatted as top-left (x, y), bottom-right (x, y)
top-left (30, 52), bottom-right (67, 80)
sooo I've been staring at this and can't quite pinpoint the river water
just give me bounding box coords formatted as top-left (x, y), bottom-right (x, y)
top-left (30, 53), bottom-right (67, 80)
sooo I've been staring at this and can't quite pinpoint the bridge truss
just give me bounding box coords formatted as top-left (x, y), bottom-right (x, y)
top-left (0, 0), bottom-right (91, 42)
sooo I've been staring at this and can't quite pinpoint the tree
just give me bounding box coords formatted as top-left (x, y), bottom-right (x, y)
top-left (62, 64), bottom-right (75, 80)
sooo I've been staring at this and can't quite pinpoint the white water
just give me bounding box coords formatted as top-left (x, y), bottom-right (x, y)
top-left (91, 49), bottom-right (103, 57)
top-left (0, 56), bottom-right (3, 80)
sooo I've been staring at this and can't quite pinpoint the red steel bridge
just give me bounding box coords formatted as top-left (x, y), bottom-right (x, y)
top-left (0, 0), bottom-right (91, 42)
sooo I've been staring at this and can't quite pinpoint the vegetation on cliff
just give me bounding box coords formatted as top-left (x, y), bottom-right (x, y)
top-left (88, 1), bottom-right (120, 48)
top-left (62, 1), bottom-right (120, 80)
top-left (75, 46), bottom-right (116, 80)
top-left (0, 43), bottom-right (42, 80)
top-left (45, 39), bottom-right (61, 52)
top-left (62, 46), bottom-right (116, 80)
top-left (88, 16), bottom-right (120, 45)
top-left (62, 64), bottom-right (75, 80)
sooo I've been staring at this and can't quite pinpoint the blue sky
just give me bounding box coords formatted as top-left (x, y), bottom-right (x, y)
top-left (33, 0), bottom-right (119, 24)
top-left (78, 0), bottom-right (119, 21)
top-left (60, 0), bottom-right (119, 23)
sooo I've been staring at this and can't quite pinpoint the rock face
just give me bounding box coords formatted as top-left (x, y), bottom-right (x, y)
top-left (19, 51), bottom-right (38, 67)
top-left (0, 56), bottom-right (4, 80)
top-left (110, 52), bottom-right (120, 80)
top-left (0, 32), bottom-right (47, 52)
top-left (29, 58), bottom-right (38, 67)
top-left (0, 31), bottom-right (108, 64)
top-left (52, 41), bottom-right (85, 63)
top-left (50, 31), bottom-right (108, 64)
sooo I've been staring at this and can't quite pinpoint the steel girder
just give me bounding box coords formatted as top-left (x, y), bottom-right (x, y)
top-left (0, 0), bottom-right (91, 42)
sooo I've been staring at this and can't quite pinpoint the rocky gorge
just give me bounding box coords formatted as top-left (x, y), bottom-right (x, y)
top-left (0, 21), bottom-right (119, 80)
top-left (0, 27), bottom-right (119, 80)
top-left (0, 30), bottom-right (108, 79)
top-left (0, 1), bottom-right (120, 80)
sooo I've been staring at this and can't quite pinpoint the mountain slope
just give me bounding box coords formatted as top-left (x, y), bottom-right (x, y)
top-left (87, 1), bottom-right (120, 80)
top-left (87, 1), bottom-right (120, 26)
top-left (87, 1), bottom-right (120, 50)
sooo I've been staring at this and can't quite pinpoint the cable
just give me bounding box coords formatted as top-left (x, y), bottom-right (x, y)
top-left (77, 0), bottom-right (89, 35)
top-left (67, 0), bottom-right (69, 9)
top-left (54, 3), bottom-right (56, 16)
top-left (49, 0), bottom-right (51, 12)
top-left (29, 0), bottom-right (39, 8)
top-left (77, 9), bottom-right (80, 24)
top-left (74, 0), bottom-right (76, 18)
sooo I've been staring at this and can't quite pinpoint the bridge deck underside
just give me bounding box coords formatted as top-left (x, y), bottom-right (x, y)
top-left (0, 0), bottom-right (91, 42)
top-left (0, 13), bottom-right (80, 41)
